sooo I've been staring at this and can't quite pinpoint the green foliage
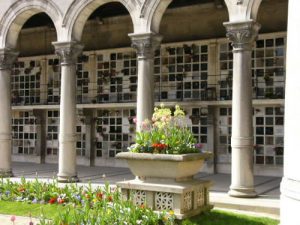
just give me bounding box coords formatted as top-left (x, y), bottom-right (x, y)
top-left (0, 202), bottom-right (279, 225)
top-left (0, 178), bottom-right (175, 225)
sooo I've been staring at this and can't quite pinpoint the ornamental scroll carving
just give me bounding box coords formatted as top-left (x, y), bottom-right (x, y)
top-left (0, 49), bottom-right (18, 70)
top-left (53, 42), bottom-right (83, 65)
top-left (224, 21), bottom-right (260, 51)
top-left (130, 34), bottom-right (162, 59)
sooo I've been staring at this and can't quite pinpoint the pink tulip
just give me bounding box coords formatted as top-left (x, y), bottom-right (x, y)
top-left (10, 215), bottom-right (16, 223)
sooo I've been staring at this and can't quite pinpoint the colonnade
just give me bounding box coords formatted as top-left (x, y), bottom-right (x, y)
top-left (0, 0), bottom-right (261, 195)
top-left (1, 3), bottom-right (300, 224)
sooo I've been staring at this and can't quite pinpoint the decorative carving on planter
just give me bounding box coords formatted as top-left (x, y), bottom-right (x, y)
top-left (195, 187), bottom-right (205, 208)
top-left (183, 192), bottom-right (193, 212)
top-left (132, 190), bottom-right (146, 206)
top-left (155, 192), bottom-right (173, 210)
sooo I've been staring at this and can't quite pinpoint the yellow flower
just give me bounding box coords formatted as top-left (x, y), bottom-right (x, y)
top-left (169, 210), bottom-right (174, 215)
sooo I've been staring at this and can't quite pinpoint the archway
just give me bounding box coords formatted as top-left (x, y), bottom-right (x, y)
top-left (0, 1), bottom-right (61, 176)
top-left (154, 0), bottom-right (229, 174)
top-left (0, 0), bottom-right (61, 49)
top-left (62, 0), bottom-right (136, 42)
top-left (61, 1), bottom-right (135, 168)
top-left (11, 13), bottom-right (59, 165)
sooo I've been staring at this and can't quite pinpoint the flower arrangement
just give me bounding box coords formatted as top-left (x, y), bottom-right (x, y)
top-left (128, 104), bottom-right (203, 154)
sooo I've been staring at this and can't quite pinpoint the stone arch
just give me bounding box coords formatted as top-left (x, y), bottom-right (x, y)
top-left (140, 0), bottom-right (172, 33)
top-left (62, 0), bottom-right (137, 42)
top-left (223, 0), bottom-right (262, 22)
top-left (0, 0), bottom-right (62, 48)
top-left (142, 0), bottom-right (231, 34)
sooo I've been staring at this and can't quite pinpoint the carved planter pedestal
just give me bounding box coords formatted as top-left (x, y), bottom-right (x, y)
top-left (116, 152), bottom-right (213, 219)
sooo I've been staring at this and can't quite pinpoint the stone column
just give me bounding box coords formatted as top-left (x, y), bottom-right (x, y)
top-left (281, 0), bottom-right (300, 224)
top-left (0, 49), bottom-right (18, 177)
top-left (53, 41), bottom-right (83, 182)
top-left (224, 21), bottom-right (260, 198)
top-left (129, 33), bottom-right (162, 131)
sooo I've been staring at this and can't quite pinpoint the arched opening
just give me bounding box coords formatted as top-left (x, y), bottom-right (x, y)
top-left (10, 12), bottom-right (59, 163)
top-left (160, 0), bottom-right (229, 42)
top-left (0, 0), bottom-right (61, 49)
top-left (64, 0), bottom-right (135, 42)
top-left (257, 0), bottom-right (287, 34)
top-left (81, 2), bottom-right (134, 50)
top-left (250, 0), bottom-right (287, 169)
top-left (153, 0), bottom-right (230, 173)
top-left (16, 13), bottom-right (56, 56)
top-left (66, 2), bottom-right (135, 164)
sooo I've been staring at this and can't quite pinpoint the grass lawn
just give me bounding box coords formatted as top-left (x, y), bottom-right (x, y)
top-left (182, 210), bottom-right (279, 225)
top-left (0, 201), bottom-right (65, 219)
top-left (0, 201), bottom-right (279, 225)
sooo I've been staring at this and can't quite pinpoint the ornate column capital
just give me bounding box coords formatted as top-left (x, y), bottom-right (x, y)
top-left (224, 21), bottom-right (261, 51)
top-left (52, 41), bottom-right (84, 65)
top-left (129, 33), bottom-right (162, 59)
top-left (0, 48), bottom-right (19, 70)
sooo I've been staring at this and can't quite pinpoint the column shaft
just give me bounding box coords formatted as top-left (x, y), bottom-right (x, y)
top-left (53, 42), bottom-right (83, 182)
top-left (130, 33), bottom-right (162, 131)
top-left (224, 21), bottom-right (260, 198)
top-left (0, 49), bottom-right (18, 177)
top-left (136, 57), bottom-right (154, 130)
top-left (230, 49), bottom-right (254, 194)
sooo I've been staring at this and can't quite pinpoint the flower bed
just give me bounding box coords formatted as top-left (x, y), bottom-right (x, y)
top-left (0, 178), bottom-right (176, 225)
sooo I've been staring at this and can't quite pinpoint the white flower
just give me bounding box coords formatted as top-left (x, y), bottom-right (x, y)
top-left (142, 215), bottom-right (148, 220)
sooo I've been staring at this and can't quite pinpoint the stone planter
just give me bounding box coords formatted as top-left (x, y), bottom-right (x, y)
top-left (116, 152), bottom-right (213, 219)
top-left (117, 152), bottom-right (210, 181)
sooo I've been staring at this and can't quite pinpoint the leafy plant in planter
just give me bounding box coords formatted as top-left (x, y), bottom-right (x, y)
top-left (127, 104), bottom-right (203, 154)
top-left (117, 105), bottom-right (212, 219)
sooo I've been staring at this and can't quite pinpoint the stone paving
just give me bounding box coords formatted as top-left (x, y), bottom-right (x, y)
top-left (10, 162), bottom-right (281, 196)
top-left (0, 162), bottom-right (281, 224)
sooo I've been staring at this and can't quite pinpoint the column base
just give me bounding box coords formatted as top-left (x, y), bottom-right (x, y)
top-left (228, 187), bottom-right (257, 198)
top-left (0, 169), bottom-right (13, 178)
top-left (57, 174), bottom-right (79, 183)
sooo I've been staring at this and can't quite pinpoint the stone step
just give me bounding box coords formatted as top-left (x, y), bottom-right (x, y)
top-left (210, 192), bottom-right (280, 218)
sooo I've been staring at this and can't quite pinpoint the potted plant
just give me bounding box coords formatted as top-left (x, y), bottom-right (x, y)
top-left (117, 104), bottom-right (211, 180)
top-left (116, 105), bottom-right (212, 219)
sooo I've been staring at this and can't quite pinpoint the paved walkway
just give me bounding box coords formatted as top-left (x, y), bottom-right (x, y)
top-left (0, 162), bottom-right (281, 224)
top-left (10, 162), bottom-right (281, 196)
